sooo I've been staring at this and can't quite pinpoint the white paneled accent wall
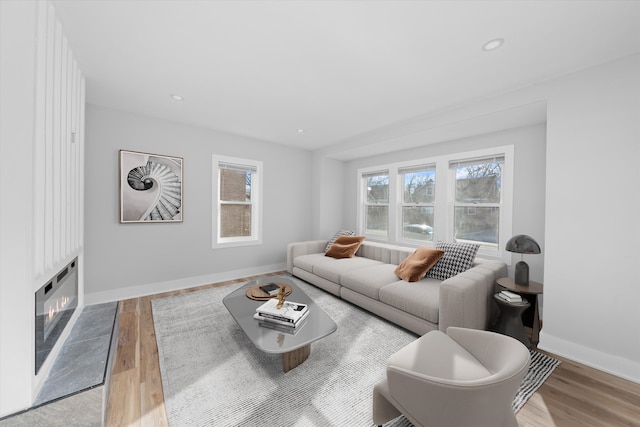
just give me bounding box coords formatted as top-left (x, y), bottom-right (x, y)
top-left (0, 0), bottom-right (85, 416)
top-left (33, 1), bottom-right (85, 284)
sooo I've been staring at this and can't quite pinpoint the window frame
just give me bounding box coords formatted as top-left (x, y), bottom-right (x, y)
top-left (361, 170), bottom-right (390, 238)
top-left (357, 146), bottom-right (513, 262)
top-left (449, 155), bottom-right (505, 251)
top-left (399, 164), bottom-right (437, 244)
top-left (212, 155), bottom-right (263, 248)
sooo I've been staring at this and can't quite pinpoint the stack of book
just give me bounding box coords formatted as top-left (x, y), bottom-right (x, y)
top-left (259, 282), bottom-right (282, 296)
top-left (254, 299), bottom-right (309, 330)
top-left (497, 290), bottom-right (525, 303)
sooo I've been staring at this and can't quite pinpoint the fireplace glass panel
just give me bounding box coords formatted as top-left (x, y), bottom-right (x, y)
top-left (35, 258), bottom-right (78, 374)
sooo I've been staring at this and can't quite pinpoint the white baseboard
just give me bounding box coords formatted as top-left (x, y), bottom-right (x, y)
top-left (539, 331), bottom-right (640, 384)
top-left (84, 263), bottom-right (287, 306)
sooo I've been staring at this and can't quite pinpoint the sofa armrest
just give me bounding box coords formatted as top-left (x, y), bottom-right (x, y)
top-left (287, 240), bottom-right (328, 273)
top-left (438, 261), bottom-right (506, 332)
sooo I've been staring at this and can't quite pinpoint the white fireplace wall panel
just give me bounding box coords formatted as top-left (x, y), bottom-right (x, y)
top-left (0, 0), bottom-right (85, 417)
top-left (33, 1), bottom-right (85, 283)
top-left (31, 0), bottom-right (86, 397)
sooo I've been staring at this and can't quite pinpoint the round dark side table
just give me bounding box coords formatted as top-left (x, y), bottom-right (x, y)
top-left (496, 277), bottom-right (543, 345)
top-left (493, 294), bottom-right (531, 347)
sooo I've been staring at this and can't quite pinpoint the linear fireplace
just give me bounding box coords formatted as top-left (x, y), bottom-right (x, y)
top-left (35, 257), bottom-right (78, 374)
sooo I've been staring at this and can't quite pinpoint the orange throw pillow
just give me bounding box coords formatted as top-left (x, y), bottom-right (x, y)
top-left (394, 246), bottom-right (445, 282)
top-left (325, 235), bottom-right (365, 259)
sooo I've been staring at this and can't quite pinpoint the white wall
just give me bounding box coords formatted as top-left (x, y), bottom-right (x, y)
top-left (83, 105), bottom-right (313, 303)
top-left (540, 54), bottom-right (640, 382)
top-left (0, 1), bottom-right (38, 416)
top-left (341, 124), bottom-right (547, 281)
top-left (310, 154), bottom-right (347, 239)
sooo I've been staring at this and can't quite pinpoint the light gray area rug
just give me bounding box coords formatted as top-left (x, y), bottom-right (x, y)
top-left (152, 278), bottom-right (559, 427)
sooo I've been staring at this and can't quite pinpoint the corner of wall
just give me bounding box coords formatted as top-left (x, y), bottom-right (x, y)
top-left (539, 331), bottom-right (640, 385)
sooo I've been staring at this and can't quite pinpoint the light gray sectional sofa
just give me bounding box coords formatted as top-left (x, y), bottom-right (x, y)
top-left (287, 240), bottom-right (507, 336)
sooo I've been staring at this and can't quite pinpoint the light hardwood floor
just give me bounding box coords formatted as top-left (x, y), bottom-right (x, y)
top-left (105, 273), bottom-right (640, 427)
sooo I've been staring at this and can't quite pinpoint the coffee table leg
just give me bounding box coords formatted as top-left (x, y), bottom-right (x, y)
top-left (282, 344), bottom-right (311, 373)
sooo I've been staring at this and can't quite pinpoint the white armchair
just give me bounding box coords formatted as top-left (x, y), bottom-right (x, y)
top-left (373, 327), bottom-right (530, 427)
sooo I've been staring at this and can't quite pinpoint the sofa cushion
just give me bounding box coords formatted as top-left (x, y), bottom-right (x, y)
top-left (325, 235), bottom-right (365, 259)
top-left (292, 253), bottom-right (325, 274)
top-left (341, 264), bottom-right (401, 300)
top-left (313, 257), bottom-right (383, 284)
top-left (394, 246), bottom-right (444, 282)
top-left (379, 278), bottom-right (441, 323)
top-left (324, 229), bottom-right (355, 252)
top-left (426, 241), bottom-right (480, 281)
top-left (357, 241), bottom-right (414, 264)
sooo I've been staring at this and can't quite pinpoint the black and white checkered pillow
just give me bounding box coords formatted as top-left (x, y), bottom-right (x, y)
top-left (324, 230), bottom-right (355, 252)
top-left (425, 241), bottom-right (480, 280)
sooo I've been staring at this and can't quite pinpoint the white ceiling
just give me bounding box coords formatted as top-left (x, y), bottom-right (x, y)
top-left (52, 0), bottom-right (640, 157)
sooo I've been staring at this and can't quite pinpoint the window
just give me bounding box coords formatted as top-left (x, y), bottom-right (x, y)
top-left (363, 171), bottom-right (389, 236)
top-left (213, 156), bottom-right (262, 247)
top-left (400, 165), bottom-right (435, 242)
top-left (357, 146), bottom-right (513, 260)
top-left (451, 156), bottom-right (504, 248)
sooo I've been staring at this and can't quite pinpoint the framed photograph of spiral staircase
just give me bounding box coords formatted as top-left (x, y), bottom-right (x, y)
top-left (120, 150), bottom-right (183, 223)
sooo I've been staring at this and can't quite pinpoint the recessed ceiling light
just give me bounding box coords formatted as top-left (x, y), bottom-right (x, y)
top-left (170, 94), bottom-right (184, 101)
top-left (482, 38), bottom-right (505, 51)
top-left (297, 129), bottom-right (304, 133)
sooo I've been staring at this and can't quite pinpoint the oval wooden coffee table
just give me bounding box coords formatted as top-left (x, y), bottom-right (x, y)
top-left (222, 276), bottom-right (337, 372)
